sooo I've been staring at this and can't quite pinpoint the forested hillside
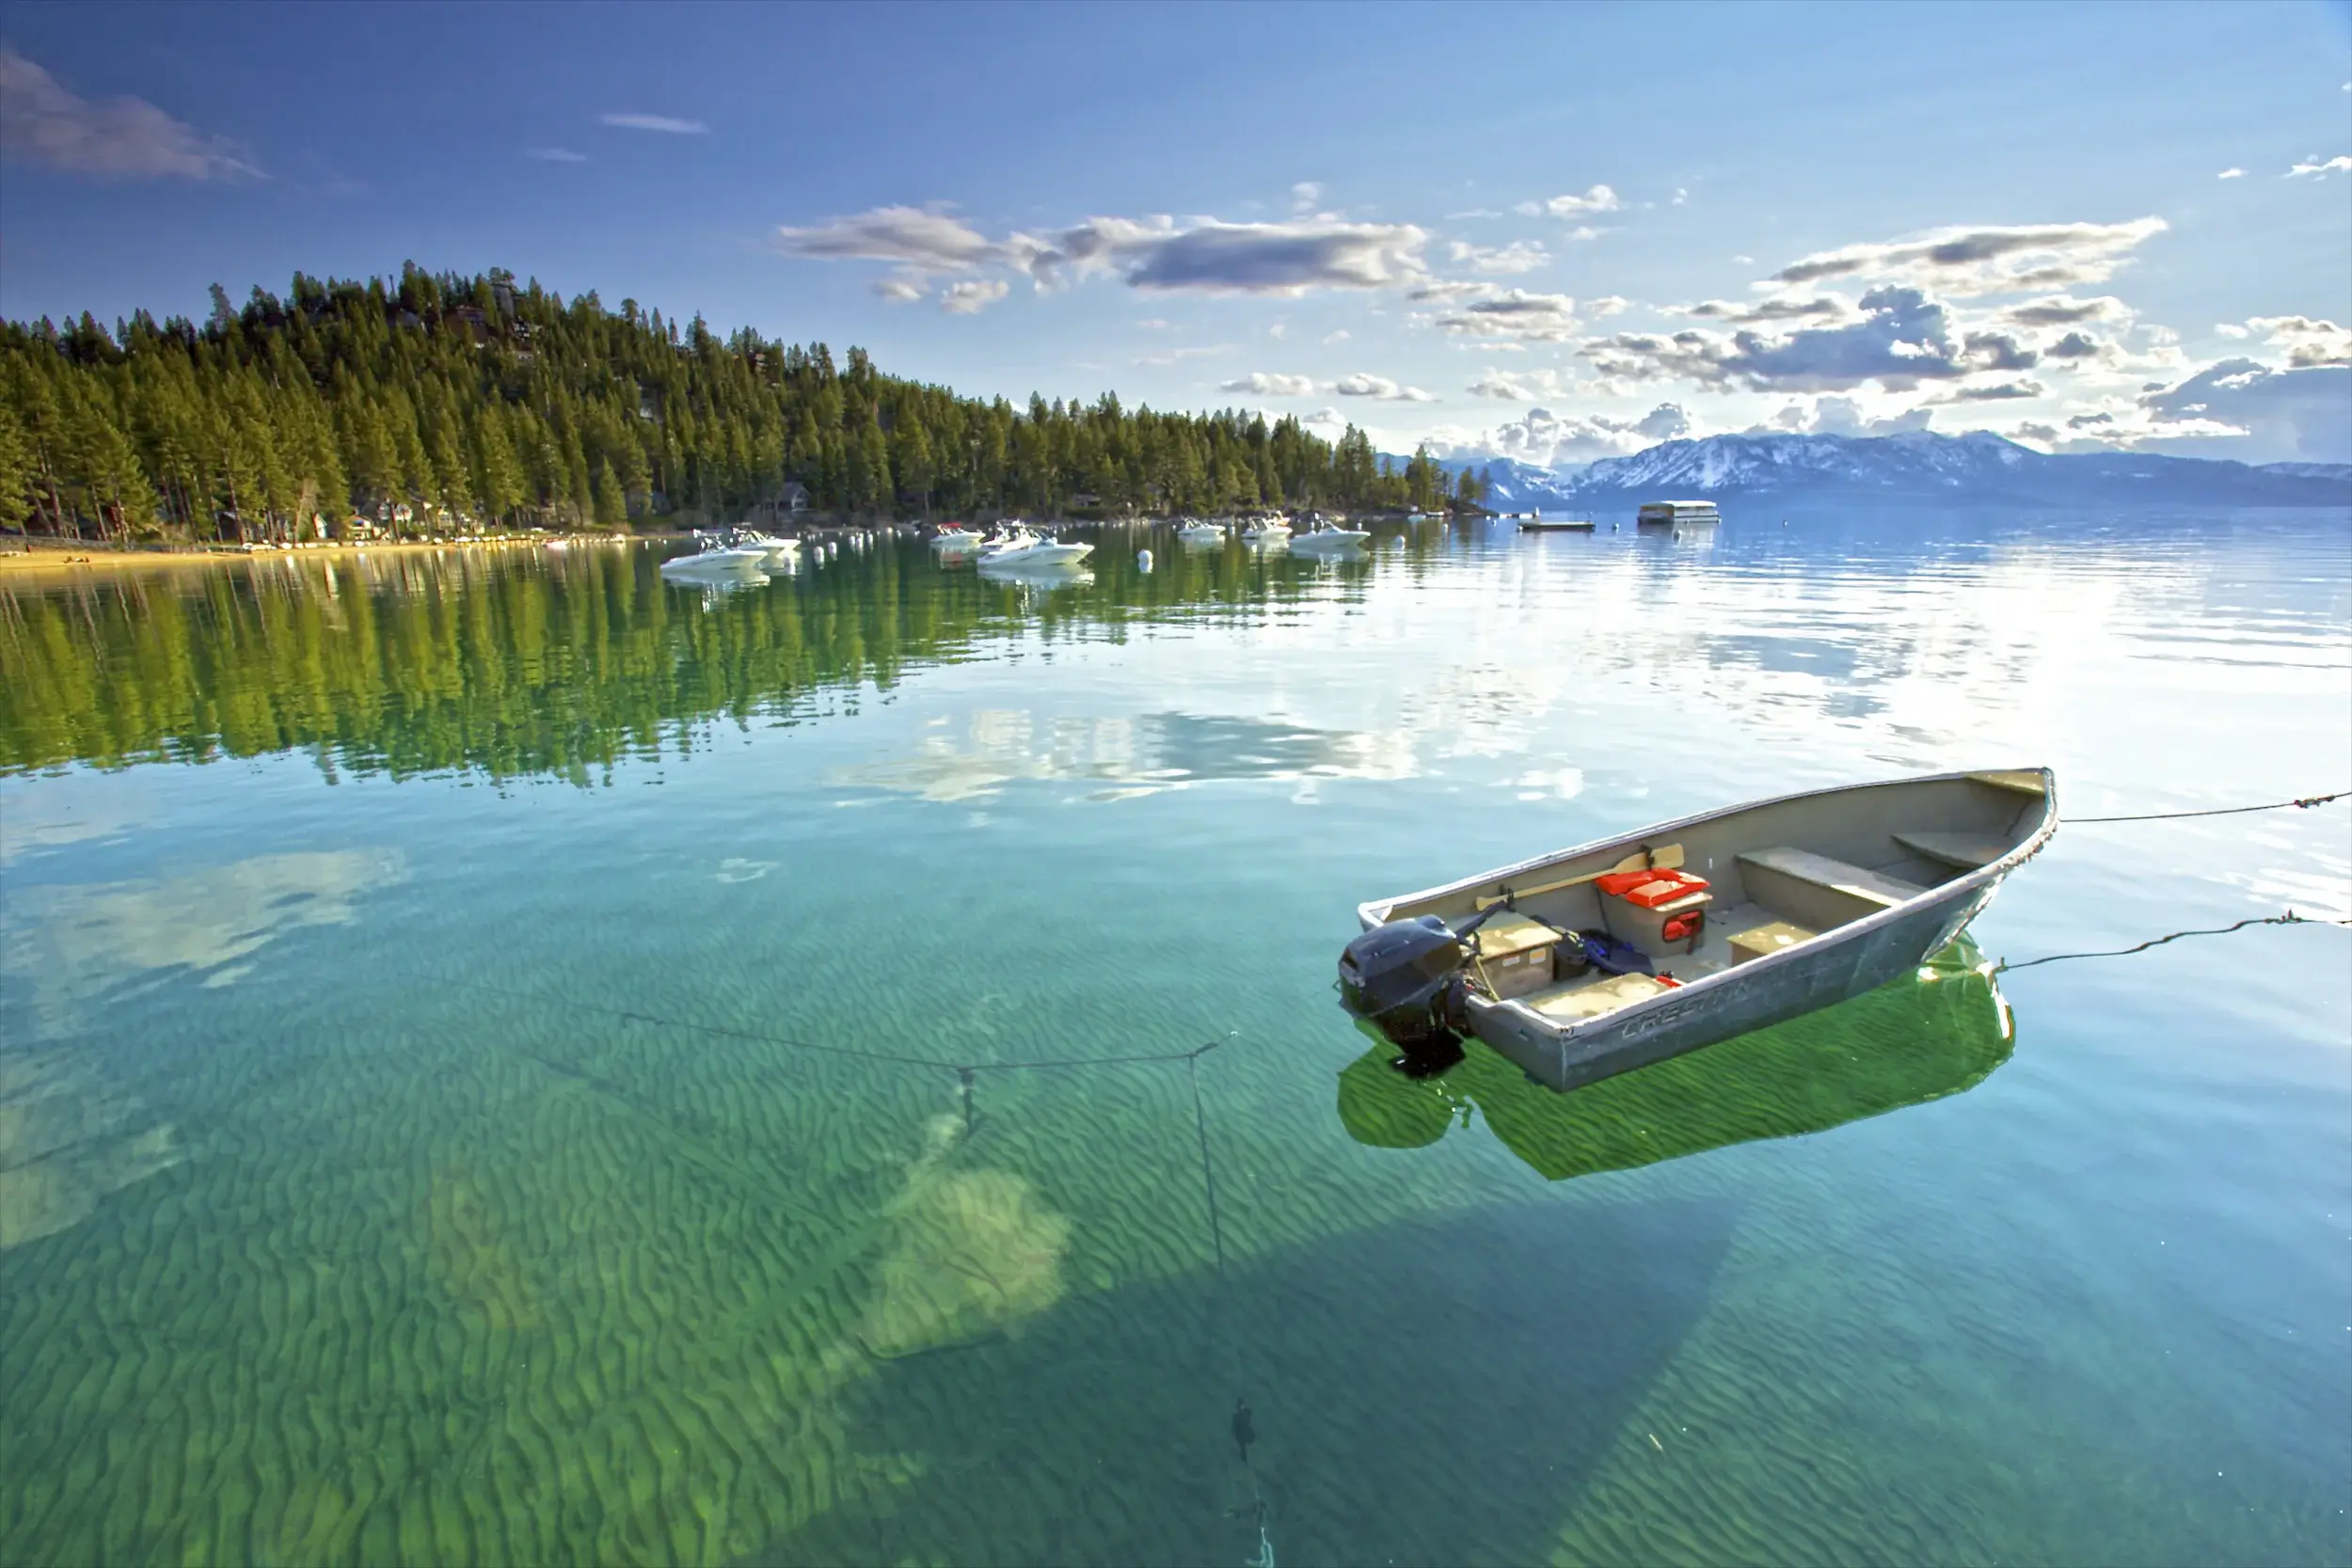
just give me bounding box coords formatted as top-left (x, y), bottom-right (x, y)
top-left (0, 265), bottom-right (1468, 543)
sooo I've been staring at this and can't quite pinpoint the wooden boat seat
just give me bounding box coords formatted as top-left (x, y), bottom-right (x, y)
top-left (1523, 971), bottom-right (1670, 1022)
top-left (1737, 847), bottom-right (1927, 931)
top-left (1893, 830), bottom-right (2010, 871)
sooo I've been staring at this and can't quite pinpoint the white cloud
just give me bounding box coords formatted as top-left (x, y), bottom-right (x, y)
top-left (1515, 184), bottom-right (1621, 217)
top-left (1220, 372), bottom-right (1317, 396)
top-left (600, 113), bottom-right (708, 135)
top-left (1588, 286), bottom-right (2018, 391)
top-left (1447, 402), bottom-right (1692, 466)
top-left (2125, 361), bottom-right (2351, 462)
top-left (1587, 295), bottom-right (1630, 318)
top-left (1435, 289), bottom-right (1582, 342)
top-left (1136, 317), bottom-right (1170, 329)
top-left (1023, 214), bottom-right (1432, 295)
top-left (1324, 329), bottom-right (1350, 344)
top-left (2217, 167), bottom-right (2246, 180)
top-left (1996, 294), bottom-right (2126, 327)
top-left (1465, 367), bottom-right (1570, 400)
top-left (1291, 181), bottom-right (1323, 214)
top-left (940, 279), bottom-right (1009, 314)
top-left (0, 46), bottom-right (261, 181)
top-left (1752, 396), bottom-right (1934, 437)
top-left (526, 147), bottom-right (588, 164)
top-left (778, 205), bottom-right (999, 271)
top-left (871, 277), bottom-right (923, 302)
top-left (1565, 226), bottom-right (1610, 243)
top-left (1333, 373), bottom-right (1436, 402)
top-left (1769, 217), bottom-right (2168, 297)
top-left (2228, 315), bottom-right (2352, 369)
top-left (1267, 323), bottom-right (1290, 339)
top-left (1448, 239), bottom-right (1549, 275)
top-left (1672, 187), bottom-right (1689, 205)
top-left (2286, 154), bottom-right (2352, 178)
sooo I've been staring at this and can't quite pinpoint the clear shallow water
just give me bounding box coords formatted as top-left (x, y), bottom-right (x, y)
top-left (2, 512), bottom-right (2347, 1566)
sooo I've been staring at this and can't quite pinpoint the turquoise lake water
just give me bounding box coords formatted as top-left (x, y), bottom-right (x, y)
top-left (2, 511), bottom-right (2347, 1565)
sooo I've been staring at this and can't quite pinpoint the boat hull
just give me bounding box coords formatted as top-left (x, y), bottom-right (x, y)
top-left (1353, 768), bottom-right (2053, 1092)
top-left (1471, 876), bottom-right (2001, 1090)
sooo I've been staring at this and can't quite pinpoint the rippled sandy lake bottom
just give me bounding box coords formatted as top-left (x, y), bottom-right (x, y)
top-left (2, 510), bottom-right (2346, 1565)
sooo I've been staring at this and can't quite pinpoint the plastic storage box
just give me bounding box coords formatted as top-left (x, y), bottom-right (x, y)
top-left (1596, 867), bottom-right (1712, 958)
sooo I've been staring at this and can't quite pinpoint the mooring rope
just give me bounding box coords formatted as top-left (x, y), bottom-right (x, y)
top-left (2065, 789), bottom-right (2348, 824)
top-left (1998, 910), bottom-right (2351, 974)
top-left (399, 965), bottom-right (1228, 1076)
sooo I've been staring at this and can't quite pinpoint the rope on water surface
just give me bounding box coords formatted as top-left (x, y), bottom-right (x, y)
top-left (2064, 788), bottom-right (2348, 824)
top-left (1997, 910), bottom-right (2351, 974)
top-left (397, 964), bottom-right (1230, 1076)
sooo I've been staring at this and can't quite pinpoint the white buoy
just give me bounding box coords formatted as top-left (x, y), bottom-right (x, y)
top-left (1136, 548), bottom-right (1153, 571)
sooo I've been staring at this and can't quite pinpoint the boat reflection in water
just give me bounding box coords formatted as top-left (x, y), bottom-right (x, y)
top-left (1337, 936), bottom-right (2012, 1180)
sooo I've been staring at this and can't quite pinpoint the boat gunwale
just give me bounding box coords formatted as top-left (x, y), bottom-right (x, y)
top-left (1355, 767), bottom-right (2058, 1040)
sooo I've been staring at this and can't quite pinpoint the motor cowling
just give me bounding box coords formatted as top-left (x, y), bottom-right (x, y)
top-left (1338, 915), bottom-right (1470, 1051)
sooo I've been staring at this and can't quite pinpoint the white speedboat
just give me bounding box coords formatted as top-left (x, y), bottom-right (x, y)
top-left (1290, 522), bottom-right (1372, 554)
top-left (1178, 520), bottom-right (1226, 545)
top-left (1241, 517), bottom-right (1290, 546)
top-left (931, 526), bottom-right (985, 553)
top-left (660, 532), bottom-right (771, 578)
top-left (979, 527), bottom-right (1092, 568)
top-left (733, 529), bottom-right (802, 565)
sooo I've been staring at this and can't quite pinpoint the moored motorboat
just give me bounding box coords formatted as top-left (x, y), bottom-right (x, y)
top-left (1289, 522), bottom-right (1372, 554)
top-left (1178, 520), bottom-right (1227, 545)
top-left (930, 525), bottom-right (985, 554)
top-left (978, 526), bottom-right (1092, 568)
top-left (660, 532), bottom-right (771, 578)
top-left (1241, 515), bottom-right (1291, 546)
top-left (733, 528), bottom-right (802, 565)
top-left (1338, 768), bottom-right (2054, 1092)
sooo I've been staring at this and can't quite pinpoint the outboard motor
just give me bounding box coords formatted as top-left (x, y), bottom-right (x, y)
top-left (1337, 914), bottom-right (1473, 1055)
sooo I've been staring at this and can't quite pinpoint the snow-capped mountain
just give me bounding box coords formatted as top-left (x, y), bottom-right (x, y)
top-left (1394, 432), bottom-right (2350, 509)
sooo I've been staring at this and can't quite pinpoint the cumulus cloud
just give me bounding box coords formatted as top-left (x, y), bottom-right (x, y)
top-left (871, 277), bottom-right (923, 302)
top-left (940, 279), bottom-right (1009, 314)
top-left (1220, 372), bottom-right (1317, 396)
top-left (526, 147), bottom-right (588, 164)
top-left (2046, 330), bottom-right (2102, 360)
top-left (1333, 373), bottom-right (1436, 402)
top-left (1754, 397), bottom-right (1933, 437)
top-left (1769, 217), bottom-right (2168, 297)
top-left (1587, 295), bottom-right (1630, 318)
top-left (2226, 315), bottom-right (2352, 368)
top-left (1435, 289), bottom-right (1582, 342)
top-left (0, 47), bottom-right (260, 180)
top-left (1587, 285), bottom-right (1978, 392)
top-left (1466, 368), bottom-right (1570, 400)
top-left (2286, 154), bottom-right (2351, 178)
top-left (1451, 402), bottom-right (1692, 466)
top-left (1291, 181), bottom-right (1323, 213)
top-left (600, 113), bottom-right (708, 134)
top-left (2125, 361), bottom-right (2352, 462)
top-left (1448, 238), bottom-right (1549, 275)
top-left (1516, 184), bottom-right (1620, 217)
top-left (778, 205), bottom-right (1000, 271)
top-left (2217, 167), bottom-right (2246, 180)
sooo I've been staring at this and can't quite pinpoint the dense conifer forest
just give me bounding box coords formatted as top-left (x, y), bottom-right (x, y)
top-left (0, 264), bottom-right (1478, 542)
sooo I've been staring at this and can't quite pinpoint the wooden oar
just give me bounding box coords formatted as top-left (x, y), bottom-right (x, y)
top-left (1475, 843), bottom-right (1685, 911)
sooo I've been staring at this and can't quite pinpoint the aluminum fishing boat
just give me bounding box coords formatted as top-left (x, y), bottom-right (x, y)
top-left (1339, 768), bottom-right (2054, 1092)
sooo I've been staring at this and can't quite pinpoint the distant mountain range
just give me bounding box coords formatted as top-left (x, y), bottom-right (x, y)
top-left (1396, 432), bottom-right (2352, 511)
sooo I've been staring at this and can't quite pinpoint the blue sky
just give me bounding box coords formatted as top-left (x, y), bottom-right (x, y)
top-left (3, 1), bottom-right (2348, 463)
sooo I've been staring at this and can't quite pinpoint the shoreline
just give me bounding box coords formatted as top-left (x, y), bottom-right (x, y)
top-left (0, 535), bottom-right (647, 579)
